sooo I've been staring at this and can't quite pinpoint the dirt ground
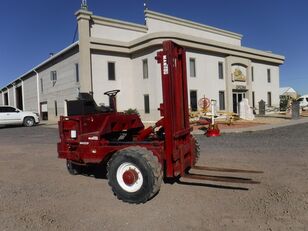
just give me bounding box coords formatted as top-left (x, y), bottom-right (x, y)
top-left (0, 124), bottom-right (307, 231)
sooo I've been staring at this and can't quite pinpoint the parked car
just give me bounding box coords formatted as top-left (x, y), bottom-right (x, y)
top-left (297, 95), bottom-right (308, 111)
top-left (0, 106), bottom-right (40, 127)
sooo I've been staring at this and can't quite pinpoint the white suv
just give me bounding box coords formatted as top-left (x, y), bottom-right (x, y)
top-left (0, 106), bottom-right (40, 127)
top-left (297, 95), bottom-right (308, 111)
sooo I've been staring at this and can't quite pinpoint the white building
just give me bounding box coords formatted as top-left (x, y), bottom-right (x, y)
top-left (280, 87), bottom-right (298, 99)
top-left (0, 7), bottom-right (284, 122)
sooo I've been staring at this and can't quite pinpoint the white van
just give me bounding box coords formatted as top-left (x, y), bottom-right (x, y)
top-left (297, 95), bottom-right (308, 110)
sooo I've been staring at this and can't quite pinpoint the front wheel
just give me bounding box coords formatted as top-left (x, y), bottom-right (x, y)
top-left (23, 117), bottom-right (35, 127)
top-left (66, 160), bottom-right (82, 175)
top-left (107, 146), bottom-right (163, 204)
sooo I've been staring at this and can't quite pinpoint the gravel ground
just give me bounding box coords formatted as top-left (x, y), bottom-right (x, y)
top-left (0, 124), bottom-right (307, 231)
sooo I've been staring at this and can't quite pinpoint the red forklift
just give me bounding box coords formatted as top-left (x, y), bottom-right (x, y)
top-left (58, 41), bottom-right (261, 204)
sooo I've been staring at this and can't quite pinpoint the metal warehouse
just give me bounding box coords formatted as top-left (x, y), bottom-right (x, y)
top-left (0, 5), bottom-right (285, 123)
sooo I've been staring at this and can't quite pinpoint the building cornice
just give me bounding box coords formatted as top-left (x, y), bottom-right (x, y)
top-left (90, 32), bottom-right (284, 64)
top-left (90, 10), bottom-right (242, 39)
top-left (145, 10), bottom-right (243, 40)
top-left (91, 15), bottom-right (148, 33)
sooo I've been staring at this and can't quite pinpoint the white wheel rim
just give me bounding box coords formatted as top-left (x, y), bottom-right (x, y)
top-left (116, 162), bottom-right (143, 193)
top-left (26, 119), bottom-right (34, 126)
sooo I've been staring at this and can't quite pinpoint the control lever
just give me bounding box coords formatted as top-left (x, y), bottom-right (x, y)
top-left (104, 89), bottom-right (120, 112)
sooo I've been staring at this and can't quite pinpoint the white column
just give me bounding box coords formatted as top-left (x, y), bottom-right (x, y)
top-left (13, 84), bottom-right (16, 107)
top-left (21, 80), bottom-right (25, 110)
top-left (75, 10), bottom-right (93, 93)
top-left (7, 88), bottom-right (10, 106)
top-left (34, 70), bottom-right (41, 114)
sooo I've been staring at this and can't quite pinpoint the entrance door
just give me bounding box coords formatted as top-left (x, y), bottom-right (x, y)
top-left (15, 86), bottom-right (23, 110)
top-left (233, 92), bottom-right (246, 114)
top-left (40, 102), bottom-right (48, 120)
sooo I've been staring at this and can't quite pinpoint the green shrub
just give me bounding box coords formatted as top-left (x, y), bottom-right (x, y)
top-left (124, 108), bottom-right (139, 116)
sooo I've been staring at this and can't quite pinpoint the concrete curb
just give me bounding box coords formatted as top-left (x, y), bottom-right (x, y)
top-left (192, 117), bottom-right (308, 135)
top-left (40, 123), bottom-right (58, 128)
top-left (43, 117), bottom-right (308, 134)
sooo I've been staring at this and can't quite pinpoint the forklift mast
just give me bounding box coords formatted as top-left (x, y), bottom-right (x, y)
top-left (156, 41), bottom-right (194, 177)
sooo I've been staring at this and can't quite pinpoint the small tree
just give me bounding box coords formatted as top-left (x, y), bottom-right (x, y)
top-left (124, 108), bottom-right (139, 116)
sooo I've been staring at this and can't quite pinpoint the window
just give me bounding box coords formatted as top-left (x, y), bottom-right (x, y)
top-left (189, 58), bottom-right (196, 77)
top-left (267, 69), bottom-right (271, 83)
top-left (218, 62), bottom-right (224, 79)
top-left (252, 91), bottom-right (255, 108)
top-left (40, 78), bottom-right (44, 93)
top-left (50, 71), bottom-right (57, 86)
top-left (267, 92), bottom-right (272, 107)
top-left (75, 63), bottom-right (79, 82)
top-left (190, 90), bottom-right (198, 111)
top-left (251, 66), bottom-right (254, 82)
top-left (108, 62), bottom-right (116, 80)
top-left (54, 100), bottom-right (58, 116)
top-left (142, 59), bottom-right (148, 79)
top-left (144, 94), bottom-right (150, 114)
top-left (219, 91), bottom-right (225, 110)
top-left (0, 106), bottom-right (16, 113)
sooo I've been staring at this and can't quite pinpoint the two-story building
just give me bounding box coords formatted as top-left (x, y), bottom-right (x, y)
top-left (0, 7), bottom-right (284, 122)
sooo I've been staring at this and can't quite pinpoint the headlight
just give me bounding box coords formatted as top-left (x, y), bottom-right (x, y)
top-left (70, 130), bottom-right (77, 139)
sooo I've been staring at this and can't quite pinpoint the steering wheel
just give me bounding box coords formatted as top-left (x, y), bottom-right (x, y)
top-left (104, 89), bottom-right (120, 97)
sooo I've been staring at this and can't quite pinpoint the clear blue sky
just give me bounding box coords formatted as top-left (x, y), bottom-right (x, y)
top-left (0, 0), bottom-right (307, 94)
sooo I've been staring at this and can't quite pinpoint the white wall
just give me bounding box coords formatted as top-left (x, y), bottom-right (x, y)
top-left (251, 62), bottom-right (280, 108)
top-left (39, 52), bottom-right (80, 121)
top-left (92, 49), bottom-right (163, 122)
top-left (23, 75), bottom-right (39, 112)
top-left (91, 48), bottom-right (230, 122)
top-left (131, 50), bottom-right (163, 121)
top-left (91, 52), bottom-right (134, 110)
top-left (0, 92), bottom-right (3, 105)
top-left (186, 51), bottom-right (226, 109)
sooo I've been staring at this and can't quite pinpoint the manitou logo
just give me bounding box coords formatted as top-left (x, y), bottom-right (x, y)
top-left (163, 55), bottom-right (169, 75)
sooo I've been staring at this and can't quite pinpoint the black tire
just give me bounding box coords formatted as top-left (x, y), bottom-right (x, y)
top-left (66, 160), bottom-right (82, 175)
top-left (23, 117), bottom-right (35, 127)
top-left (107, 146), bottom-right (163, 204)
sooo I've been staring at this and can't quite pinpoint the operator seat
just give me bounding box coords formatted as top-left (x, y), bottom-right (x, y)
top-left (66, 92), bottom-right (112, 116)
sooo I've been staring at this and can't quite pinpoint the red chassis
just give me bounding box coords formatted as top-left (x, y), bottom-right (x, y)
top-left (58, 40), bottom-right (196, 176)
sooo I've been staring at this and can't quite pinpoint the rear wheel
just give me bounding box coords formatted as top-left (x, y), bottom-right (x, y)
top-left (23, 117), bottom-right (35, 127)
top-left (107, 146), bottom-right (163, 204)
